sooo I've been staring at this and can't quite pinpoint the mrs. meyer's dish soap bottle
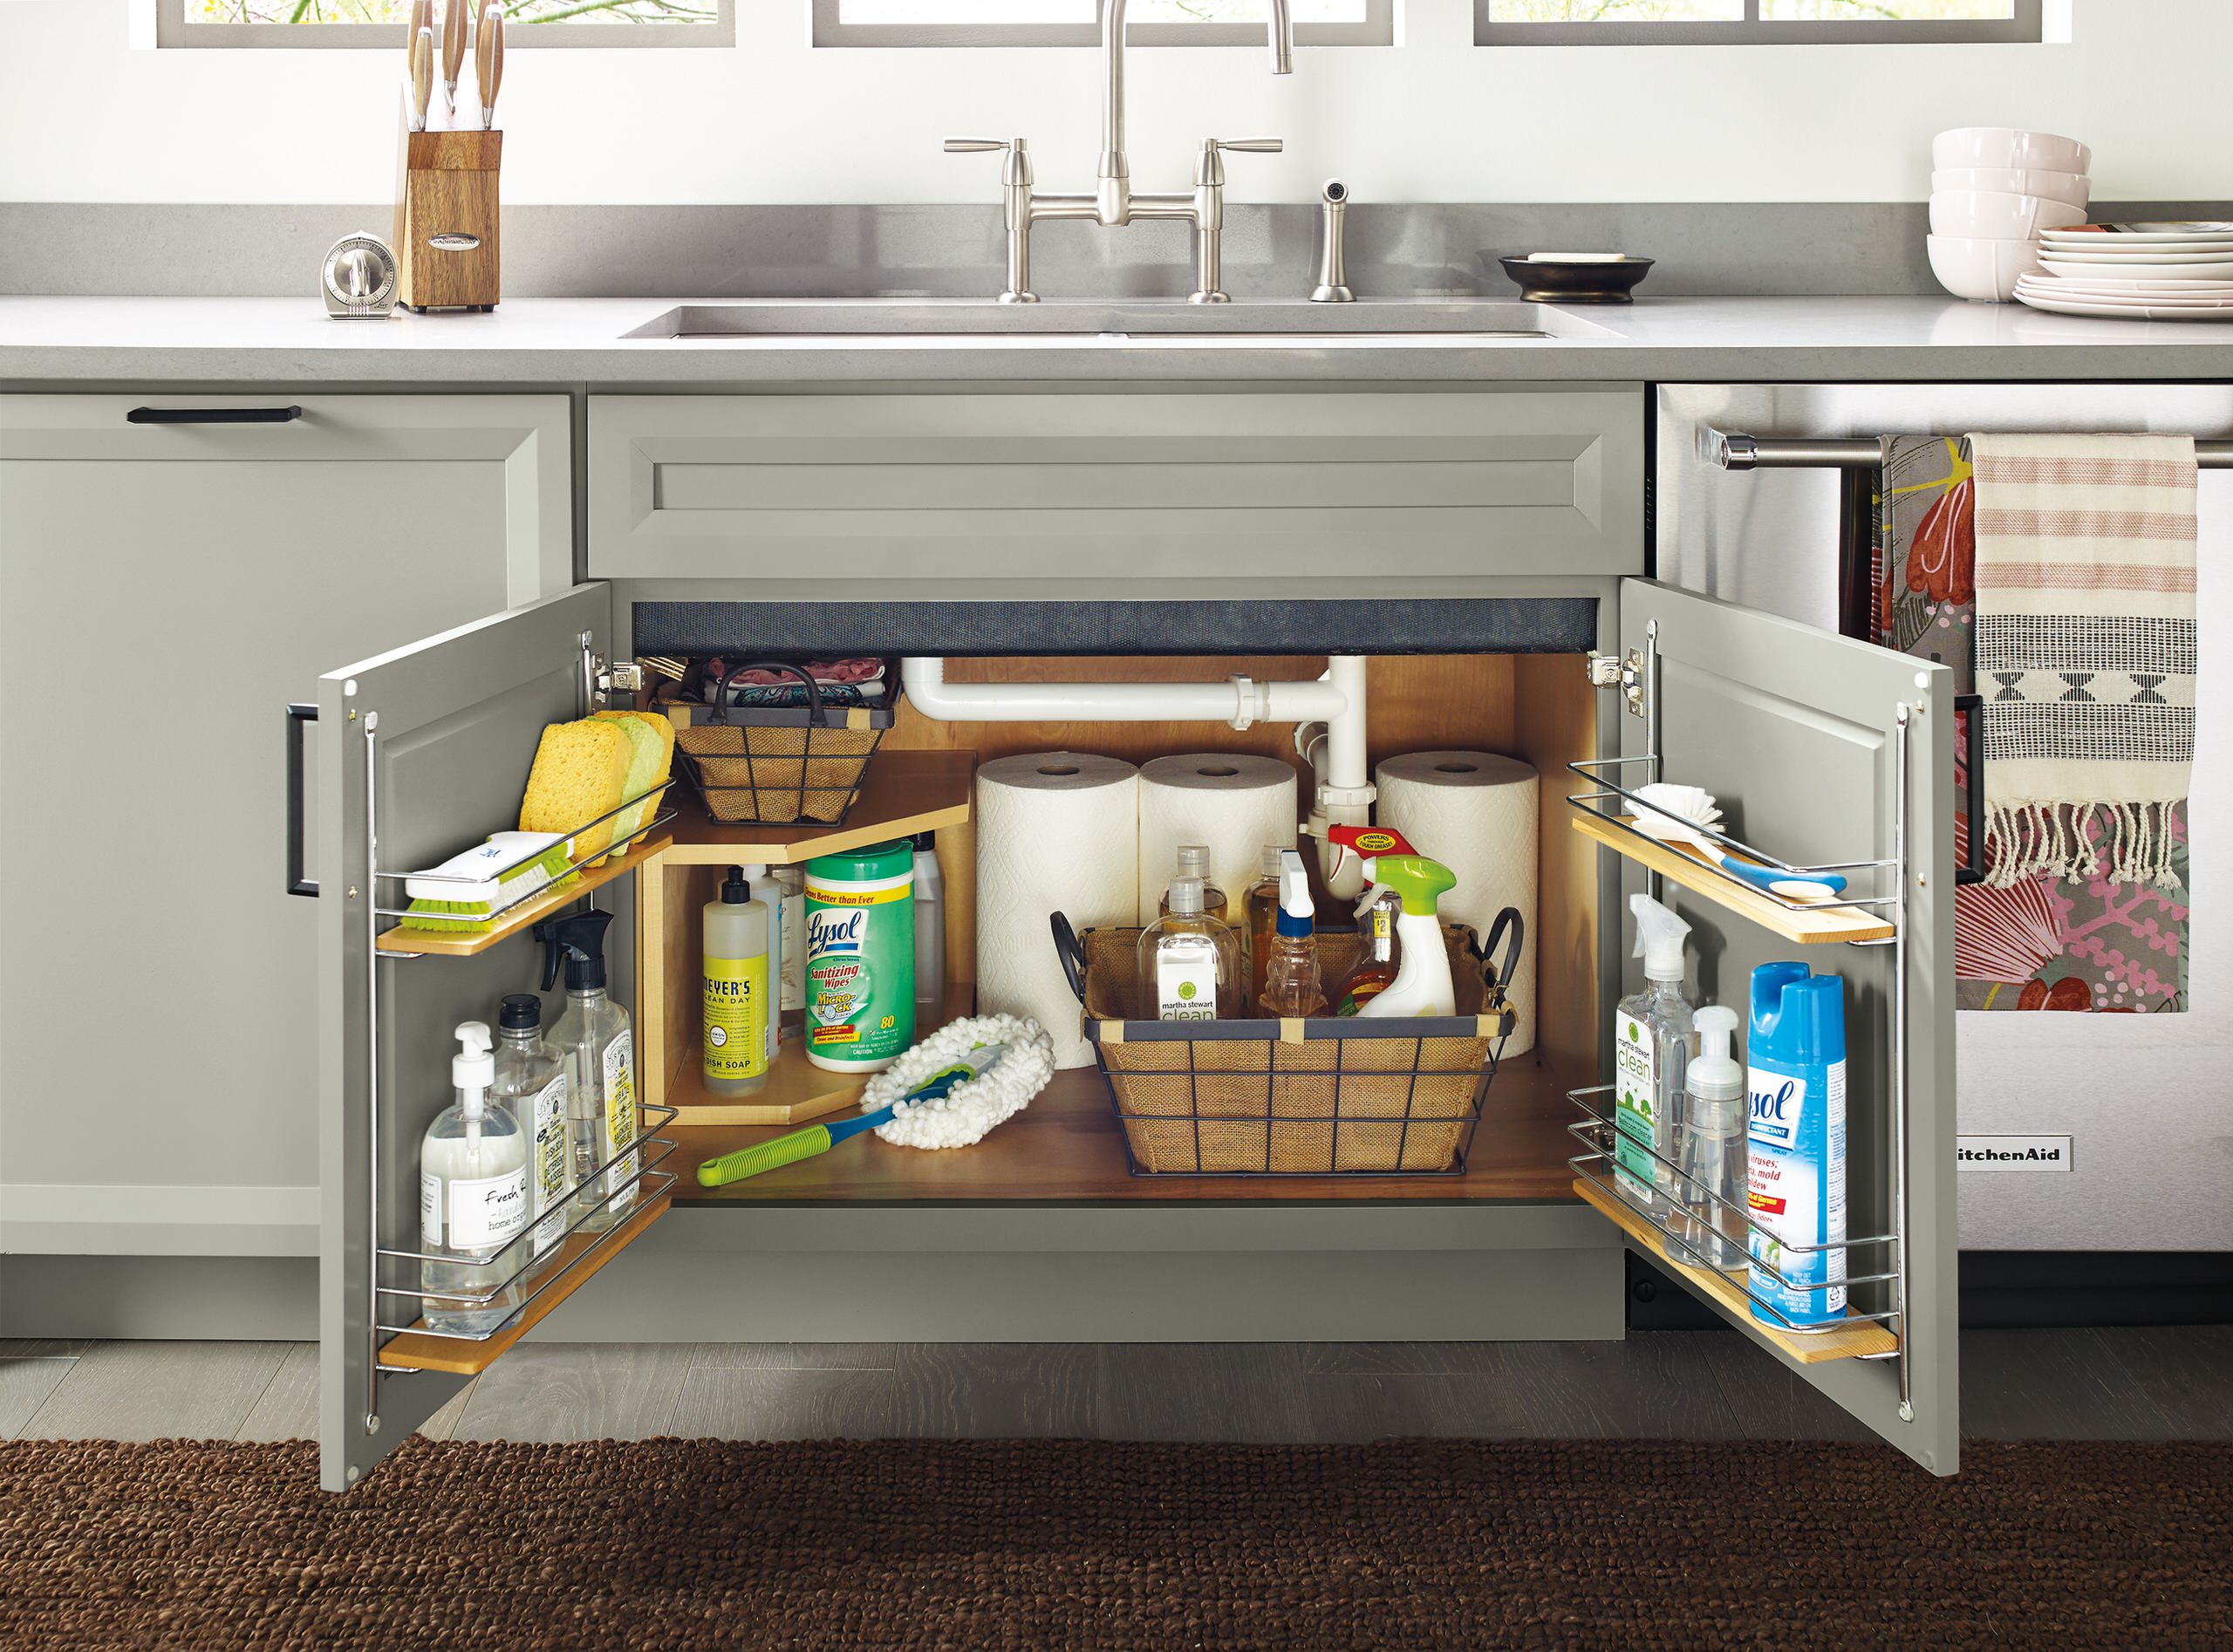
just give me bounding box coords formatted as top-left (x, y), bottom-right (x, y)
top-left (1614, 894), bottom-right (1695, 1226)
top-left (1747, 964), bottom-right (1847, 1328)
top-left (536, 910), bottom-right (638, 1234)
top-left (420, 1022), bottom-right (529, 1334)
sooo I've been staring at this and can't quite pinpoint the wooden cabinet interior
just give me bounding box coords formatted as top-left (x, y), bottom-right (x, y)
top-left (641, 652), bottom-right (1601, 1203)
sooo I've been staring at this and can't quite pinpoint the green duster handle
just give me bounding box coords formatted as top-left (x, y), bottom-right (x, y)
top-left (696, 1123), bottom-right (836, 1188)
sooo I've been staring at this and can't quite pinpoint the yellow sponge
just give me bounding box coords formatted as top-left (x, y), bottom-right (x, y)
top-left (519, 720), bottom-right (631, 866)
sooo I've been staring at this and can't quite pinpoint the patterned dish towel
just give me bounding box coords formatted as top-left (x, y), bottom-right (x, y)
top-left (1873, 436), bottom-right (2191, 1013)
top-left (1968, 433), bottom-right (2197, 892)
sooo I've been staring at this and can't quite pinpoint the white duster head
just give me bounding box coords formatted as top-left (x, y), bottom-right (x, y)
top-left (860, 1014), bottom-right (1056, 1150)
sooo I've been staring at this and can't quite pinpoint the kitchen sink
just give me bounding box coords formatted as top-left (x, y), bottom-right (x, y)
top-left (622, 299), bottom-right (1618, 344)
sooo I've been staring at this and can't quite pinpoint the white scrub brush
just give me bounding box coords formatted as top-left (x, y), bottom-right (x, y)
top-left (1628, 782), bottom-right (1847, 902)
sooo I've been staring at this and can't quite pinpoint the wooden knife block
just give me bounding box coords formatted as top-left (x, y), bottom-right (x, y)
top-left (393, 119), bottom-right (502, 311)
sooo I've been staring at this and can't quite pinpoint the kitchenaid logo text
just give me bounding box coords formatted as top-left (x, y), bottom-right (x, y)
top-left (1956, 1135), bottom-right (2073, 1172)
top-left (1748, 1075), bottom-right (1805, 1147)
top-left (808, 911), bottom-right (865, 953)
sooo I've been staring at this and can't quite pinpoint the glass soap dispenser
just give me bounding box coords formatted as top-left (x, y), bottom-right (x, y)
top-left (420, 1021), bottom-right (529, 1335)
top-left (1138, 874), bottom-right (1240, 1021)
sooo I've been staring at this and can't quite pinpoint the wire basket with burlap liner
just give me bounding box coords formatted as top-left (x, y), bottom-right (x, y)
top-left (668, 661), bottom-right (896, 826)
top-left (1051, 909), bottom-right (1522, 1177)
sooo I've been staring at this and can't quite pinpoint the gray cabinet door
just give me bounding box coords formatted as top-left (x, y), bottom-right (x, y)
top-left (0, 394), bottom-right (570, 1260)
top-left (1607, 578), bottom-right (1957, 1474)
top-left (588, 389), bottom-right (1644, 586)
top-left (318, 584), bottom-right (618, 1491)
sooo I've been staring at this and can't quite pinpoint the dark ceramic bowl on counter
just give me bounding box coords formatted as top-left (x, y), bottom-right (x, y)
top-left (1493, 255), bottom-right (1656, 304)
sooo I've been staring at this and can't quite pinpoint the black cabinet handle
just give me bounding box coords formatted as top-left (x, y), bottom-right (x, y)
top-left (128, 405), bottom-right (304, 426)
top-left (285, 703), bottom-right (318, 898)
top-left (1955, 693), bottom-right (1985, 887)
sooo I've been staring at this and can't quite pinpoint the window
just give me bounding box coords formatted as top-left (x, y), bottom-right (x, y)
top-left (160, 0), bottom-right (734, 49)
top-left (814, 1), bottom-right (1394, 49)
top-left (1477, 1), bottom-right (2043, 45)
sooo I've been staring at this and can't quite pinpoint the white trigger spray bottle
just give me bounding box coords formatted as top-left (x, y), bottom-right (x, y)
top-left (1356, 853), bottom-right (1459, 1019)
top-left (1615, 894), bottom-right (1696, 1226)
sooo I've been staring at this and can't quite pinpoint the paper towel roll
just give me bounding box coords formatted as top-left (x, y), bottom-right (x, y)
top-left (1376, 751), bottom-right (1540, 1057)
top-left (1137, 754), bottom-right (1300, 925)
top-left (975, 752), bottom-right (1140, 1070)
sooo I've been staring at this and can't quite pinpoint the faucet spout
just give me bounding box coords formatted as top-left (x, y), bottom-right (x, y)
top-left (1099, 0), bottom-right (1130, 205)
top-left (1268, 0), bottom-right (1294, 74)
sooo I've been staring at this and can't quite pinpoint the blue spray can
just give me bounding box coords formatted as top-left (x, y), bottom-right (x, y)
top-left (1746, 964), bottom-right (1847, 1328)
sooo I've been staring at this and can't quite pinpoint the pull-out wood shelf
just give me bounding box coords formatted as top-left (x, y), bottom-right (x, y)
top-left (1573, 1175), bottom-right (1897, 1363)
top-left (1568, 812), bottom-right (1895, 945)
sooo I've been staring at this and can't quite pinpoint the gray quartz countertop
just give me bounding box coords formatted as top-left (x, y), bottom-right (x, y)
top-left (4, 293), bottom-right (2232, 385)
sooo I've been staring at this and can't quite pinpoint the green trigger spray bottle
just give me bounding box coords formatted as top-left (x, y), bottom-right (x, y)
top-left (1353, 853), bottom-right (1459, 1019)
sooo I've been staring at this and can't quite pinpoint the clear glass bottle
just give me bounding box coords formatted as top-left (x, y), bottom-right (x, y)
top-left (1255, 849), bottom-right (1328, 1018)
top-left (420, 1022), bottom-right (528, 1335)
top-left (1159, 844), bottom-right (1229, 921)
top-left (1137, 875), bottom-right (1241, 1021)
top-left (1676, 1006), bottom-right (1748, 1271)
top-left (1333, 887), bottom-right (1401, 1015)
top-left (493, 993), bottom-right (571, 1271)
top-left (1241, 843), bottom-right (1284, 1007)
top-left (1613, 894), bottom-right (1696, 1226)
top-left (537, 911), bottom-right (638, 1235)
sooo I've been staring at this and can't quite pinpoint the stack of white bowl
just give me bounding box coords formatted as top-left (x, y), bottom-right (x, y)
top-left (1928, 127), bottom-right (2092, 303)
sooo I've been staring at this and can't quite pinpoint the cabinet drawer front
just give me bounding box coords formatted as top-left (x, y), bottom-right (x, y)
top-left (589, 390), bottom-right (1644, 582)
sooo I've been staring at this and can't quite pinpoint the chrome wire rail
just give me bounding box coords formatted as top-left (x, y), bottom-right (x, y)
top-left (369, 780), bottom-right (679, 923)
top-left (1710, 430), bottom-right (2233, 470)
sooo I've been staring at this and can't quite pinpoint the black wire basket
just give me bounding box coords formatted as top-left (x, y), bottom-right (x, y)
top-left (1052, 909), bottom-right (1522, 1177)
top-left (669, 660), bottom-right (896, 826)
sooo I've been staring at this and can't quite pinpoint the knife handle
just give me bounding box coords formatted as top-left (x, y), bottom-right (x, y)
top-left (477, 4), bottom-right (504, 132)
top-left (409, 25), bottom-right (434, 133)
top-left (441, 0), bottom-right (468, 108)
top-left (407, 0), bottom-right (432, 57)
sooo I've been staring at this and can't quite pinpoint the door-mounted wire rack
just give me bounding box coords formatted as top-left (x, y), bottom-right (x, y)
top-left (1566, 1084), bottom-right (1901, 1348)
top-left (1567, 617), bottom-right (1922, 1416)
top-left (374, 1103), bottom-right (679, 1367)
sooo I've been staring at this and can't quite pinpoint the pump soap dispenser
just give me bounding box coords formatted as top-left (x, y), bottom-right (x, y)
top-left (420, 1021), bottom-right (529, 1334)
top-left (1676, 1005), bottom-right (1746, 1272)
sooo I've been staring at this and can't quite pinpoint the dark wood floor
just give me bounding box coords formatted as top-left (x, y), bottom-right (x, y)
top-left (5, 1326), bottom-right (2229, 1445)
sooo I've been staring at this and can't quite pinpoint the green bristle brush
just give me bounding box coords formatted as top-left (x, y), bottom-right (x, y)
top-left (400, 832), bottom-right (574, 932)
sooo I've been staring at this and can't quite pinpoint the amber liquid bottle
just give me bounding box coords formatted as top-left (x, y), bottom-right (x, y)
top-left (1333, 889), bottom-right (1402, 1015)
top-left (1240, 843), bottom-right (1285, 1007)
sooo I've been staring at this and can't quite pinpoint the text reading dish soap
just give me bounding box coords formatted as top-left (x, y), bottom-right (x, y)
top-left (1747, 963), bottom-right (1848, 1328)
top-left (703, 864), bottom-right (771, 1094)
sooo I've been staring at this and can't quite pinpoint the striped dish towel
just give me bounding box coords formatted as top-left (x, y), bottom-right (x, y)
top-left (1969, 433), bottom-right (2197, 891)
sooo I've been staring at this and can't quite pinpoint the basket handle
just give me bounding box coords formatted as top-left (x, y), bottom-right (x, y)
top-left (707, 659), bottom-right (828, 727)
top-left (1473, 906), bottom-right (1526, 1007)
top-left (1049, 911), bottom-right (1088, 1007)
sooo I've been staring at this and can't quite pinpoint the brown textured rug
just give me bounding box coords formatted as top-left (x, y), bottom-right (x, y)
top-left (3, 1437), bottom-right (2228, 1650)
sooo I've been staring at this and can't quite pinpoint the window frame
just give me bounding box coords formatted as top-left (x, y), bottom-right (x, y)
top-left (155, 0), bottom-right (736, 50)
top-left (1474, 0), bottom-right (2042, 47)
top-left (811, 0), bottom-right (1395, 50)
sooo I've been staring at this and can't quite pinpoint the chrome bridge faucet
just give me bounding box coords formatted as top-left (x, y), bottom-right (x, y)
top-left (945, 0), bottom-right (1294, 304)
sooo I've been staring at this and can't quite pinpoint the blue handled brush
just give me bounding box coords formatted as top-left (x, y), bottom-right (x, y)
top-left (695, 1043), bottom-right (1009, 1188)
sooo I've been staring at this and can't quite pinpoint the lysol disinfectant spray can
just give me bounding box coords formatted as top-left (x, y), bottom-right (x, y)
top-left (1746, 963), bottom-right (1847, 1328)
top-left (803, 840), bottom-right (915, 1074)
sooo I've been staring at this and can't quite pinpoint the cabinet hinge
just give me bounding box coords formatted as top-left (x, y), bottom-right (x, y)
top-left (1587, 649), bottom-right (1649, 719)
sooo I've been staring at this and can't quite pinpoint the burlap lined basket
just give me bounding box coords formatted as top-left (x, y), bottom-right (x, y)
top-left (666, 662), bottom-right (894, 826)
top-left (1069, 919), bottom-right (1519, 1177)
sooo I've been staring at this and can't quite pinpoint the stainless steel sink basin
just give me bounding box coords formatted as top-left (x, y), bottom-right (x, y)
top-left (622, 299), bottom-right (1617, 344)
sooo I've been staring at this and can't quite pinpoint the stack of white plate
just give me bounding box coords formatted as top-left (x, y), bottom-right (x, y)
top-left (1928, 127), bottom-right (2091, 302)
top-left (2017, 223), bottom-right (2233, 321)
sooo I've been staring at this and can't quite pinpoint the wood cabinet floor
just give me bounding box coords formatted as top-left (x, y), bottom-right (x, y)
top-left (5, 1328), bottom-right (2227, 1445)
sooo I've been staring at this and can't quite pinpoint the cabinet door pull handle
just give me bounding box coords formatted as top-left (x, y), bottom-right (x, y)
top-left (127, 405), bottom-right (304, 426)
top-left (1955, 693), bottom-right (1985, 887)
top-left (285, 702), bottom-right (318, 898)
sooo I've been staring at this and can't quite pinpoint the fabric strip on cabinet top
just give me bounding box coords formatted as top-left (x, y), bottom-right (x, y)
top-left (1872, 434), bottom-right (2191, 1014)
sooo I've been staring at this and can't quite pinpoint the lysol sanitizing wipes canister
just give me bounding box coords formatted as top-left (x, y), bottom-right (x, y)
top-left (1746, 963), bottom-right (1847, 1328)
top-left (803, 840), bottom-right (915, 1074)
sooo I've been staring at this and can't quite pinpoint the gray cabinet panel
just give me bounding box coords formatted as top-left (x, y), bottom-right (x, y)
top-left (1612, 579), bottom-right (1957, 1474)
top-left (318, 584), bottom-right (618, 1492)
top-left (589, 390), bottom-right (1644, 583)
top-left (0, 394), bottom-right (571, 1259)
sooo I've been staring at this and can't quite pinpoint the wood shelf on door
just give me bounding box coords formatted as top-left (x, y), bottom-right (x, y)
top-left (377, 1191), bottom-right (673, 1376)
top-left (1567, 812), bottom-right (1895, 945)
top-left (374, 831), bottom-right (674, 959)
top-left (1572, 1175), bottom-right (1897, 1363)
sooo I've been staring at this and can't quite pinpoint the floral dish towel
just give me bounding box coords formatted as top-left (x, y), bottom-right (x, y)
top-left (1874, 435), bottom-right (2189, 1013)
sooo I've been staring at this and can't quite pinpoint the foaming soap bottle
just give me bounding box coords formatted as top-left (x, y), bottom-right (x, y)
top-left (1614, 894), bottom-right (1695, 1226)
top-left (1746, 963), bottom-right (1847, 1328)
